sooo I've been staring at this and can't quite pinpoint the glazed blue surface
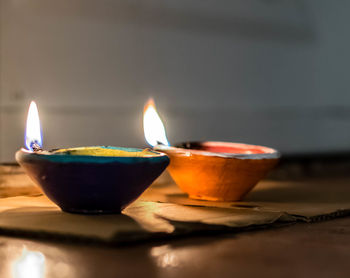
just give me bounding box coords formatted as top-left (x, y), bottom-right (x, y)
top-left (16, 147), bottom-right (169, 214)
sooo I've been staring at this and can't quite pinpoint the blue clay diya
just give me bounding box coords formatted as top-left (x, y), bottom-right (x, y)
top-left (16, 146), bottom-right (169, 214)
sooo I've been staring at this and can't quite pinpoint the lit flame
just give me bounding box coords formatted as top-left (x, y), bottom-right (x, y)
top-left (25, 101), bottom-right (42, 151)
top-left (12, 247), bottom-right (46, 278)
top-left (143, 99), bottom-right (170, 147)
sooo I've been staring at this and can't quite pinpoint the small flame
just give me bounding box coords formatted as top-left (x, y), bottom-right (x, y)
top-left (25, 101), bottom-right (42, 151)
top-left (143, 99), bottom-right (170, 147)
top-left (12, 247), bottom-right (46, 278)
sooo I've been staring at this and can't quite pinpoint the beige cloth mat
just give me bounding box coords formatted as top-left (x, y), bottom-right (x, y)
top-left (0, 174), bottom-right (349, 244)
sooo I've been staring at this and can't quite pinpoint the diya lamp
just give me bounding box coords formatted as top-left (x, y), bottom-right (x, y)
top-left (143, 99), bottom-right (280, 201)
top-left (16, 101), bottom-right (169, 214)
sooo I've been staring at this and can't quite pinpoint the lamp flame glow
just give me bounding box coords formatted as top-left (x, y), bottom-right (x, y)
top-left (12, 247), bottom-right (46, 278)
top-left (25, 101), bottom-right (42, 151)
top-left (143, 99), bottom-right (170, 147)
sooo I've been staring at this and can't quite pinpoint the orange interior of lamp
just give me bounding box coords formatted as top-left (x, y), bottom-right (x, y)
top-left (199, 145), bottom-right (266, 154)
top-left (180, 142), bottom-right (273, 154)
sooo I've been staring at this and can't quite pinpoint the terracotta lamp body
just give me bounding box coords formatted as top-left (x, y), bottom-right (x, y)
top-left (155, 141), bottom-right (279, 201)
top-left (16, 146), bottom-right (169, 214)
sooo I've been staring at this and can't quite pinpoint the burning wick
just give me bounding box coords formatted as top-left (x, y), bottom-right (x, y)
top-left (25, 101), bottom-right (43, 152)
top-left (30, 142), bottom-right (43, 152)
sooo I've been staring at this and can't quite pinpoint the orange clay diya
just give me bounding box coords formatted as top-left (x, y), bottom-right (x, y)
top-left (143, 99), bottom-right (280, 201)
top-left (155, 141), bottom-right (279, 201)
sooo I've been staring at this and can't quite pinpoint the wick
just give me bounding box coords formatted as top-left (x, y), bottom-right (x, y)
top-left (31, 142), bottom-right (43, 152)
top-left (156, 141), bottom-right (165, 146)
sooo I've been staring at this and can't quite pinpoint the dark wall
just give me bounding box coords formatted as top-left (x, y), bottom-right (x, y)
top-left (1, 0), bottom-right (350, 161)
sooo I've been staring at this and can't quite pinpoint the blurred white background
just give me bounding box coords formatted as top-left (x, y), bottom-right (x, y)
top-left (1, 0), bottom-right (350, 161)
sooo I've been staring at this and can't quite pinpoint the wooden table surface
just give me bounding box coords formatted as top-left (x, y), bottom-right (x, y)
top-left (0, 217), bottom-right (349, 278)
top-left (1, 165), bottom-right (349, 277)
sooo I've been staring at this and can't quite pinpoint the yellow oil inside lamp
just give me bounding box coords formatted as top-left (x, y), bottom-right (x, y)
top-left (51, 146), bottom-right (157, 157)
